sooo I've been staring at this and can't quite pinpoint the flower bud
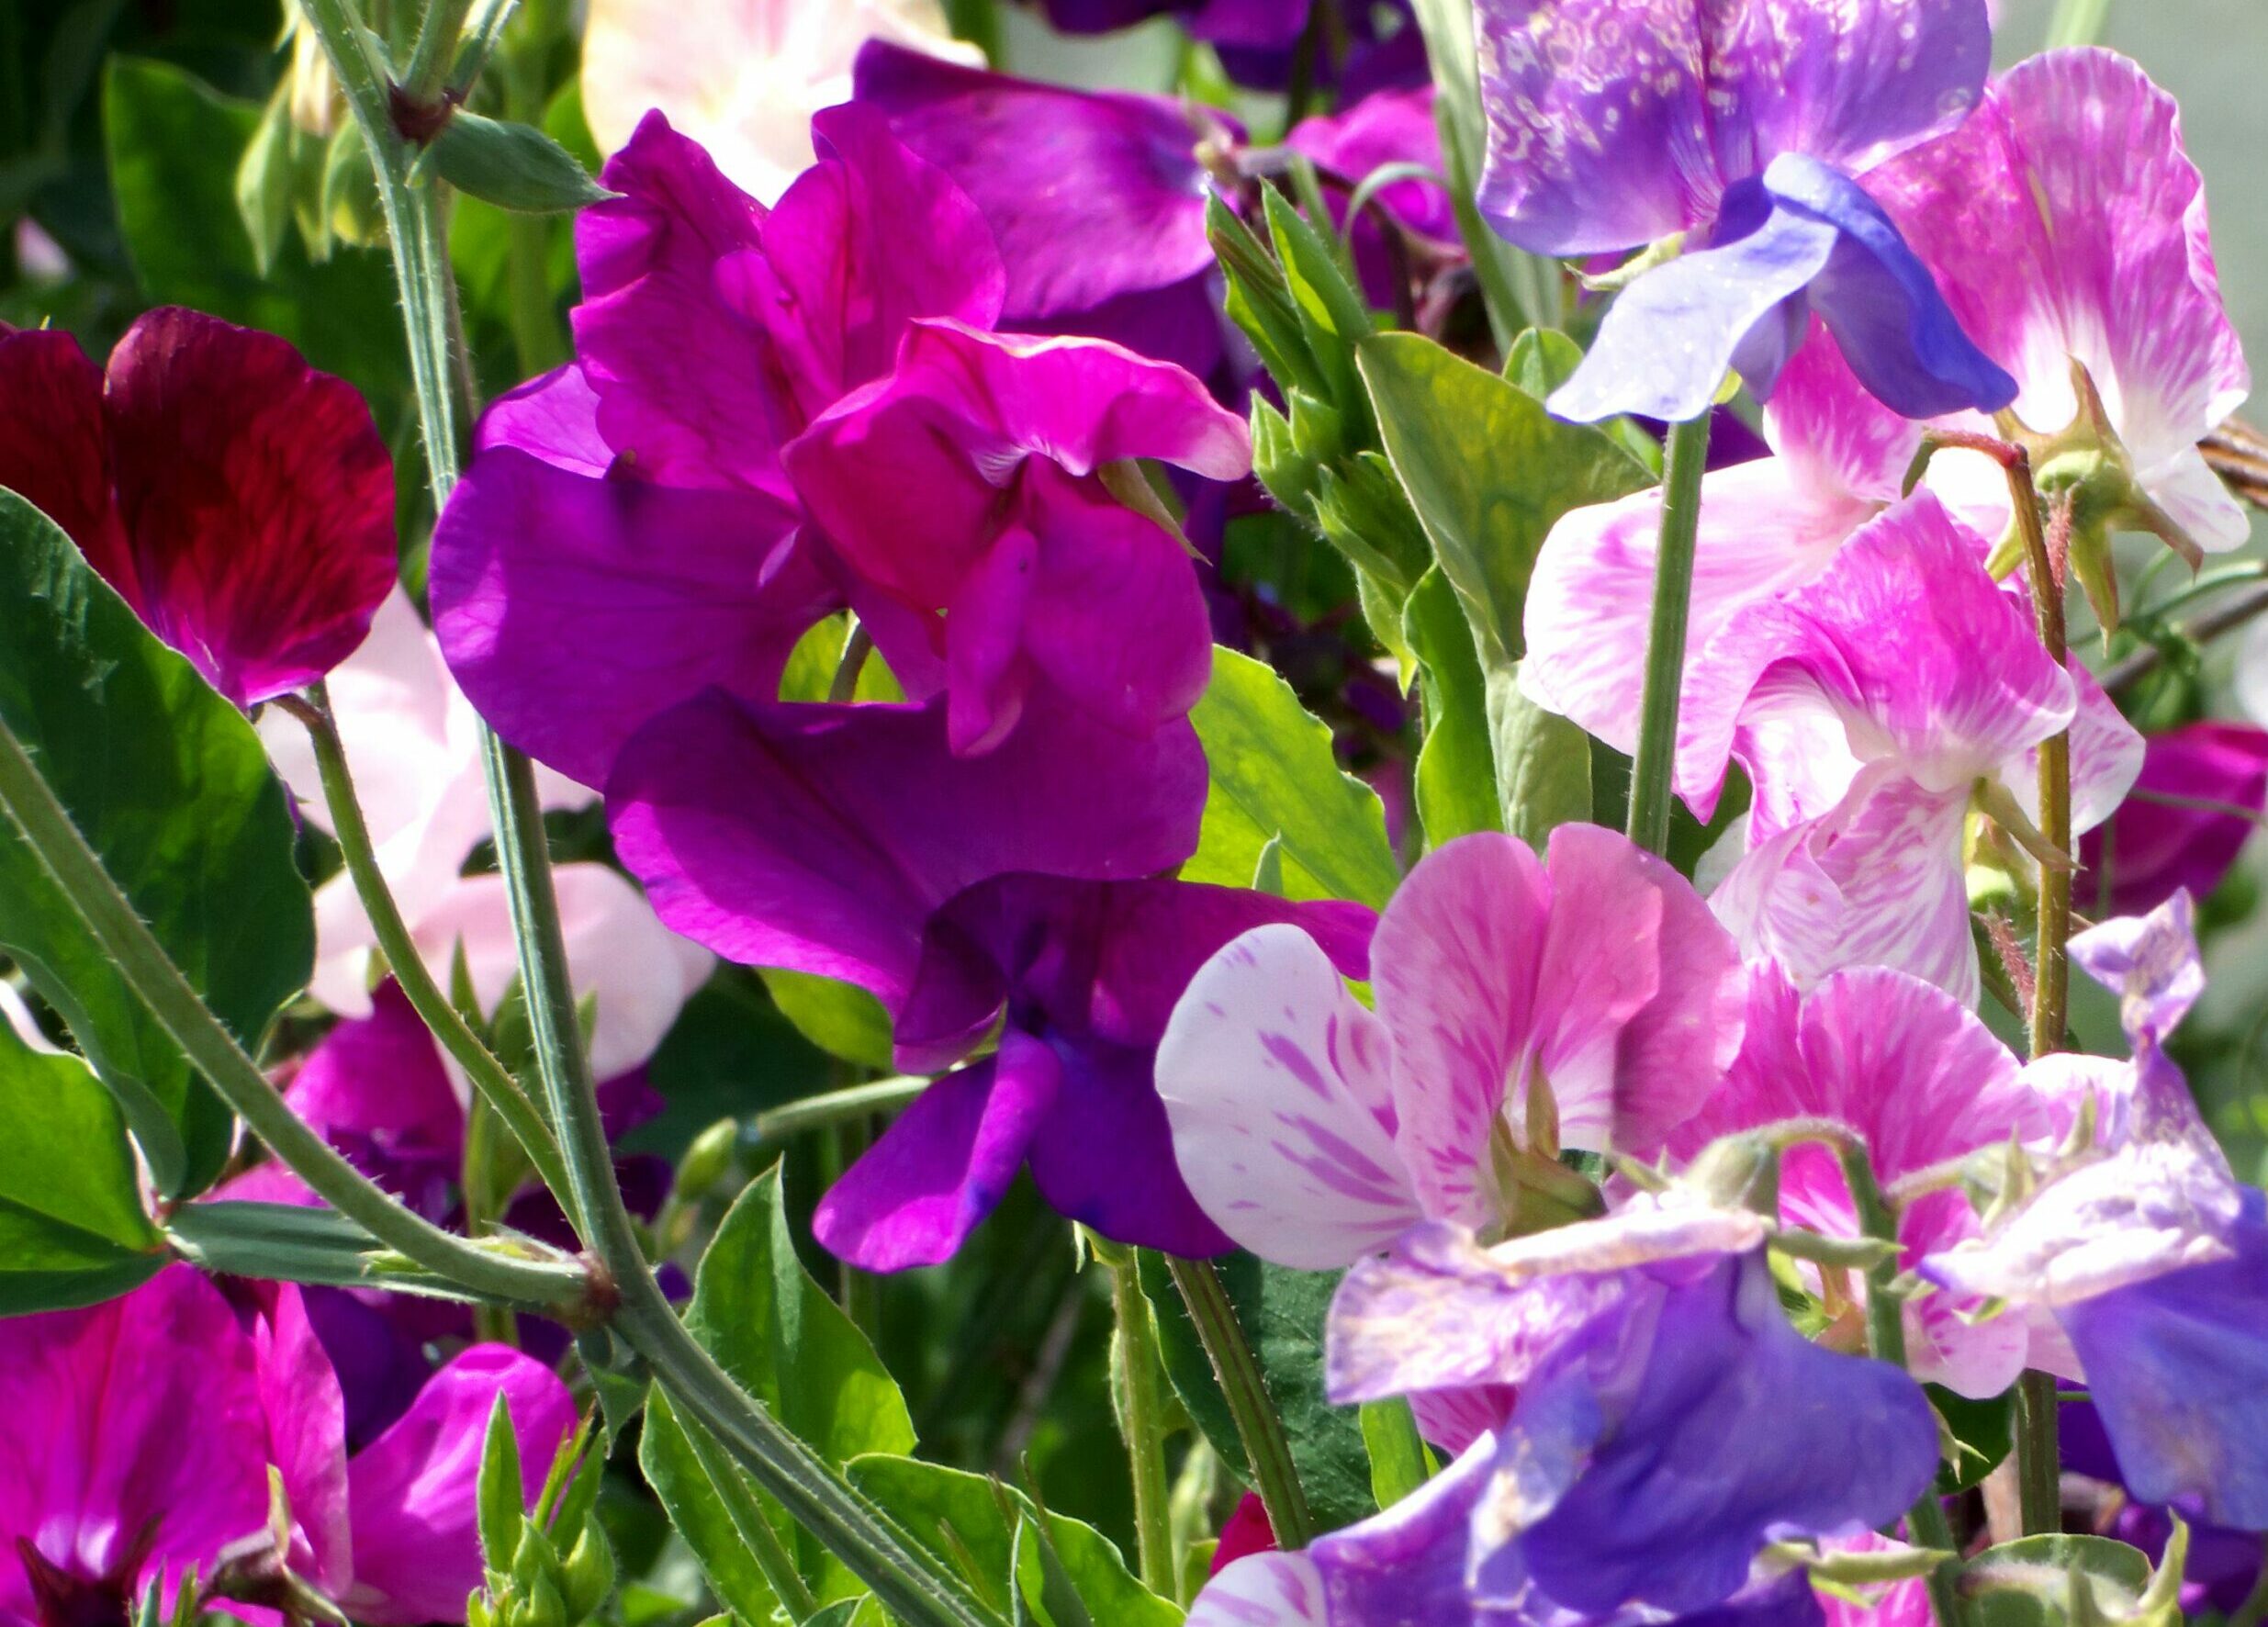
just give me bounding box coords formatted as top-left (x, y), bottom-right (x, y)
top-left (673, 1117), bottom-right (740, 1206)
top-left (559, 1524), bottom-right (616, 1622)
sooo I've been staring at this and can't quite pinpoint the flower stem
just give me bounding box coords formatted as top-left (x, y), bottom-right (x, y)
top-left (678, 1406), bottom-right (825, 1625)
top-left (1095, 1240), bottom-right (1178, 1598)
top-left (1625, 411), bottom-right (1711, 856)
top-left (1165, 1254), bottom-right (1317, 1551)
top-left (273, 686), bottom-right (571, 1203)
top-left (752, 1075), bottom-right (926, 1144)
top-left (1838, 1144), bottom-right (1965, 1627)
top-left (0, 717), bottom-right (589, 1312)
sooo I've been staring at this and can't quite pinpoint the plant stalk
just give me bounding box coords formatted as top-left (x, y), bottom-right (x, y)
top-left (679, 1408), bottom-right (825, 1625)
top-left (1625, 411), bottom-right (1711, 855)
top-left (0, 719), bottom-right (588, 1312)
top-left (1098, 1242), bottom-right (1179, 1598)
top-left (1165, 1254), bottom-right (1317, 1551)
top-left (1837, 1144), bottom-right (1965, 1627)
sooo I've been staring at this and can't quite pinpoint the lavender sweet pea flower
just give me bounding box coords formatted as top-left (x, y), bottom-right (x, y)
top-left (1476, 0), bottom-right (2015, 424)
top-left (815, 874), bottom-right (1374, 1267)
top-left (1325, 1208), bottom-right (1937, 1617)
top-left (1670, 964), bottom-right (2057, 1397)
top-left (1673, 492), bottom-right (2139, 1002)
top-left (2079, 722), bottom-right (2268, 919)
top-left (1925, 895), bottom-right (2268, 1528)
top-left (1158, 825), bottom-right (1745, 1272)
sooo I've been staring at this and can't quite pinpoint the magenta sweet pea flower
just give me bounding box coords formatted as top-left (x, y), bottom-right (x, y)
top-left (1157, 825), bottom-right (1745, 1271)
top-left (1476, 0), bottom-right (2015, 423)
top-left (2080, 722), bottom-right (2268, 919)
top-left (0, 309), bottom-right (395, 707)
top-left (1672, 492), bottom-right (2139, 1001)
top-left (0, 1268), bottom-right (572, 1627)
top-left (1670, 964), bottom-right (2059, 1397)
top-left (1868, 49), bottom-right (2253, 558)
top-left (814, 873), bottom-right (1374, 1268)
top-left (1924, 895), bottom-right (2268, 1528)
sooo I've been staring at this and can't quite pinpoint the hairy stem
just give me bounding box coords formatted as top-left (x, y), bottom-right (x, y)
top-left (1165, 1254), bottom-right (1317, 1551)
top-left (274, 686), bottom-right (570, 1202)
top-left (0, 720), bottom-right (589, 1312)
top-left (679, 1409), bottom-right (825, 1625)
top-left (1098, 1242), bottom-right (1179, 1598)
top-left (1625, 412), bottom-right (1712, 855)
top-left (1838, 1145), bottom-right (1965, 1627)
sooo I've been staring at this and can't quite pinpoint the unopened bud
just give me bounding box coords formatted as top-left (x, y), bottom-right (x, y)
top-left (559, 1525), bottom-right (616, 1622)
top-left (674, 1117), bottom-right (739, 1205)
top-left (1686, 1133), bottom-right (1780, 1217)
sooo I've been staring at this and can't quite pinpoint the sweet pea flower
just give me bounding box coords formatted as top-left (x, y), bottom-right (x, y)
top-left (0, 308), bottom-right (394, 707)
top-left (1676, 492), bottom-right (2139, 1002)
top-left (1867, 50), bottom-right (2253, 572)
top-left (1474, 0), bottom-right (2015, 423)
top-left (1924, 894), bottom-right (2268, 1528)
top-left (2078, 722), bottom-right (2268, 919)
top-left (0, 1267), bottom-right (572, 1627)
top-left (257, 590), bottom-right (712, 1082)
top-left (1669, 964), bottom-right (2057, 1397)
top-left (1320, 1204), bottom-right (1937, 1617)
top-left (1157, 825), bottom-right (1745, 1272)
top-left (580, 0), bottom-right (980, 205)
top-left (814, 873), bottom-right (1374, 1267)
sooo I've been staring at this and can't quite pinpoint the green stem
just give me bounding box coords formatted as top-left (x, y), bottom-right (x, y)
top-left (2015, 1374), bottom-right (2062, 1538)
top-left (753, 1074), bottom-right (926, 1143)
top-left (2044, 0), bottom-right (2112, 48)
top-left (275, 687), bottom-right (570, 1202)
top-left (1625, 411), bottom-right (1711, 856)
top-left (679, 1409), bottom-right (825, 1625)
top-left (1165, 1255), bottom-right (1317, 1551)
top-left (0, 719), bottom-right (589, 1312)
top-left (1359, 1398), bottom-right (1432, 1509)
top-left (1098, 1243), bottom-right (1178, 1598)
top-left (1838, 1145), bottom-right (1965, 1627)
top-left (402, 0), bottom-right (476, 101)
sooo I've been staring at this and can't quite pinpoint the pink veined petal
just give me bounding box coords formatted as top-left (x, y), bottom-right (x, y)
top-left (1761, 320), bottom-right (1920, 505)
top-left (1521, 456), bottom-right (1868, 760)
top-left (2042, 658), bottom-right (2147, 841)
top-left (1187, 1552), bottom-right (1330, 1627)
top-left (1409, 1385), bottom-right (1519, 1458)
top-left (1869, 49), bottom-right (2251, 549)
top-left (1711, 776), bottom-right (1982, 1003)
top-left (1373, 834), bottom-right (1551, 1229)
top-left (1903, 1199), bottom-right (2032, 1398)
top-left (342, 1348), bottom-right (577, 1626)
top-left (814, 1037), bottom-right (1061, 1271)
top-left (1157, 924), bottom-right (1417, 1271)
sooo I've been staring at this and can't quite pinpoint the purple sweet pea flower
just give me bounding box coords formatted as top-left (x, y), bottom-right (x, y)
top-left (815, 874), bottom-right (1375, 1267)
top-left (1669, 963), bottom-right (2059, 1397)
top-left (1324, 1208), bottom-right (1937, 1617)
top-left (1158, 825), bottom-right (1746, 1272)
top-left (0, 1269), bottom-right (573, 1627)
top-left (1475, 0), bottom-right (2015, 423)
top-left (1925, 895), bottom-right (2268, 1529)
top-left (2079, 721), bottom-right (2268, 919)
top-left (1286, 87), bottom-right (1458, 309)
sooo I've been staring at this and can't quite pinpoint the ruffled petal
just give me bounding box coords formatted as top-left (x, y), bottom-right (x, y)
top-left (100, 308), bottom-right (397, 707)
top-left (0, 323), bottom-right (121, 556)
top-left (814, 1039), bottom-right (1060, 1270)
top-left (431, 447), bottom-right (837, 786)
top-left (1027, 1034), bottom-right (1236, 1256)
top-left (1158, 924), bottom-right (1417, 1269)
top-left (474, 365), bottom-right (611, 476)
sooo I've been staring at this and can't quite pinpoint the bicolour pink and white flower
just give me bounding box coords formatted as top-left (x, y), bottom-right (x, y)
top-left (579, 0), bottom-right (979, 205)
top-left (1156, 825), bottom-right (1746, 1271)
top-left (259, 589), bottom-right (711, 1081)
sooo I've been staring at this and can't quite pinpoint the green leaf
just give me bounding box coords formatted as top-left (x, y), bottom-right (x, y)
top-left (1358, 331), bottom-right (1654, 668)
top-left (0, 1017), bottom-right (163, 1315)
top-left (1402, 567), bottom-right (1501, 846)
top-left (1963, 1535), bottom-right (2164, 1627)
top-left (1932, 1384), bottom-right (2017, 1494)
top-left (103, 56), bottom-right (408, 410)
top-left (234, 82), bottom-right (297, 276)
top-left (0, 491), bottom-right (313, 1196)
top-left (758, 967), bottom-right (898, 1072)
top-left (478, 1391), bottom-right (528, 1565)
top-left (1502, 328), bottom-right (1586, 398)
top-left (1140, 1251), bottom-right (1375, 1532)
top-left (1186, 649), bottom-right (1399, 909)
top-left (165, 1201), bottom-right (477, 1297)
top-left (1359, 1398), bottom-right (1433, 1511)
top-left (1488, 673), bottom-right (1591, 847)
top-left (845, 1457), bottom-right (1181, 1627)
top-left (640, 1164), bottom-right (914, 1609)
top-left (428, 109), bottom-right (614, 214)
top-left (638, 1390), bottom-right (789, 1627)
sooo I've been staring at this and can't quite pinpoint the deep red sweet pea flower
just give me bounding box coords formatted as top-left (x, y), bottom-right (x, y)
top-left (0, 308), bottom-right (396, 708)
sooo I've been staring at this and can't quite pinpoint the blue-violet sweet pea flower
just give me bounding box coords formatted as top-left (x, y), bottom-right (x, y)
top-left (1475, 0), bottom-right (2017, 423)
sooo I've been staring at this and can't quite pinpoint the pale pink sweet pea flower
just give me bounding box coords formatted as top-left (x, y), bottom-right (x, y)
top-left (580, 0), bottom-right (980, 206)
top-left (259, 589), bottom-right (711, 1079)
top-left (1155, 825), bottom-right (1746, 1273)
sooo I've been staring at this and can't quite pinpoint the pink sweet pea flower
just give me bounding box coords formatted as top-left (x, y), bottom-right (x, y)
top-left (580, 0), bottom-right (979, 205)
top-left (0, 309), bottom-right (395, 708)
top-left (1682, 493), bottom-right (2140, 1001)
top-left (0, 1269), bottom-right (572, 1627)
top-left (1156, 825), bottom-right (1746, 1272)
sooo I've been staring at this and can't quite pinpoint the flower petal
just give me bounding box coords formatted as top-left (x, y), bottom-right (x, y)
top-left (1027, 1035), bottom-right (1235, 1256)
top-left (1158, 923), bottom-right (1417, 1269)
top-left (0, 323), bottom-right (121, 555)
top-left (474, 365), bottom-right (612, 477)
